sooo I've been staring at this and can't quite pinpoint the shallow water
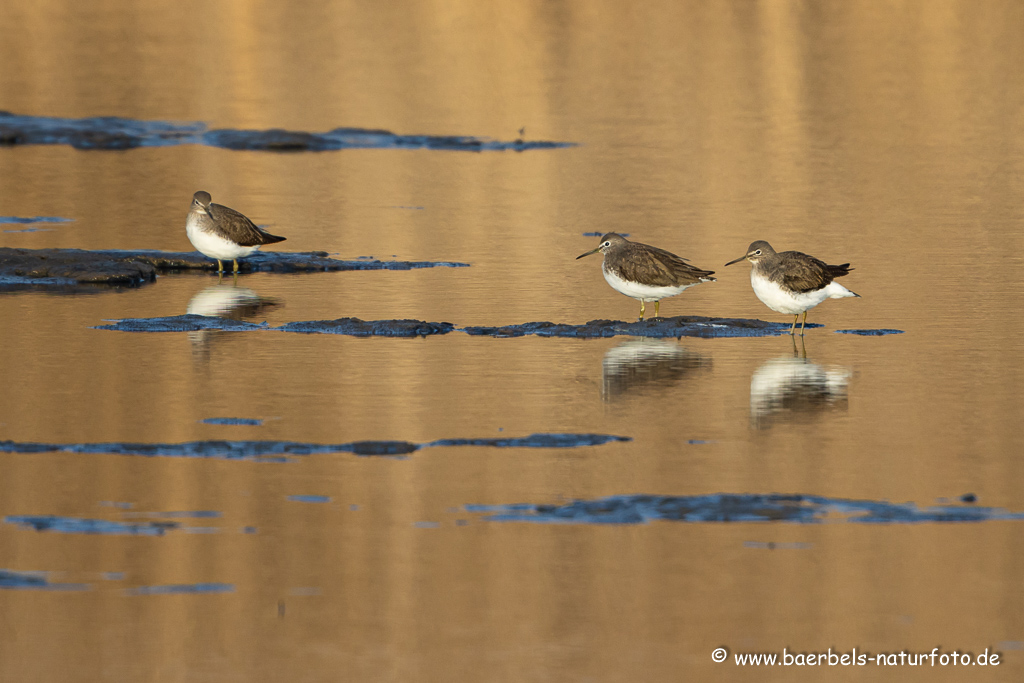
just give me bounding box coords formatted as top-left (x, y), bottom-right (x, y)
top-left (2, 1), bottom-right (1024, 681)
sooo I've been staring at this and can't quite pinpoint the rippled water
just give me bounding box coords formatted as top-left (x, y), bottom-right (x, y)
top-left (2, 1), bottom-right (1024, 681)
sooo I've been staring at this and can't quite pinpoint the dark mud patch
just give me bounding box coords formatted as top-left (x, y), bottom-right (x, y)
top-left (0, 111), bottom-right (575, 153)
top-left (464, 317), bottom-right (801, 339)
top-left (278, 318), bottom-right (456, 337)
top-left (200, 417), bottom-right (264, 426)
top-left (427, 434), bottom-right (630, 448)
top-left (125, 583), bottom-right (234, 596)
top-left (95, 315), bottom-right (798, 338)
top-left (1, 216), bottom-right (73, 233)
top-left (0, 433), bottom-right (629, 462)
top-left (467, 493), bottom-right (1024, 525)
top-left (5, 515), bottom-right (181, 535)
top-left (96, 315), bottom-right (268, 332)
top-left (835, 329), bottom-right (905, 336)
top-left (288, 495), bottom-right (331, 504)
top-left (97, 315), bottom-right (455, 337)
top-left (0, 569), bottom-right (89, 591)
top-left (0, 216), bottom-right (74, 224)
top-left (0, 247), bottom-right (469, 291)
top-left (121, 510), bottom-right (221, 519)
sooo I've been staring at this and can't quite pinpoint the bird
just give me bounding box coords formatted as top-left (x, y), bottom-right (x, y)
top-left (185, 191), bottom-right (286, 274)
top-left (576, 233), bottom-right (716, 320)
top-left (725, 240), bottom-right (859, 335)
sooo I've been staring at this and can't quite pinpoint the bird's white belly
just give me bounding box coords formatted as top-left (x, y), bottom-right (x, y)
top-left (186, 216), bottom-right (260, 260)
top-left (602, 264), bottom-right (694, 302)
top-left (750, 271), bottom-right (839, 315)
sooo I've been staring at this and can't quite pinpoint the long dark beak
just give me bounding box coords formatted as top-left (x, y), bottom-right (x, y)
top-left (576, 247), bottom-right (601, 260)
top-left (724, 254), bottom-right (748, 266)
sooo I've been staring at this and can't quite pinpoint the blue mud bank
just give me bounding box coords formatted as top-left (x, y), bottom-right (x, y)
top-left (0, 111), bottom-right (575, 153)
top-left (0, 247), bottom-right (469, 290)
top-left (467, 493), bottom-right (1024, 525)
top-left (0, 433), bottom-right (631, 462)
top-left (96, 315), bottom-right (866, 339)
top-left (0, 569), bottom-right (89, 591)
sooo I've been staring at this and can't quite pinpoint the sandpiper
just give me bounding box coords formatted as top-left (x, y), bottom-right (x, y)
top-left (186, 191), bottom-right (286, 274)
top-left (576, 233), bottom-right (716, 320)
top-left (725, 240), bottom-right (859, 335)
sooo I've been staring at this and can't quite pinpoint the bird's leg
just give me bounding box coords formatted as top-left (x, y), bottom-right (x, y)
top-left (790, 315), bottom-right (798, 335)
top-left (216, 259), bottom-right (223, 274)
top-left (800, 311), bottom-right (808, 336)
top-left (638, 301), bottom-right (646, 321)
top-left (233, 259), bottom-right (239, 274)
top-left (654, 300), bottom-right (660, 318)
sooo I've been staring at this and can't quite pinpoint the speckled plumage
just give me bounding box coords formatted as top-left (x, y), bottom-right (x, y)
top-left (726, 240), bottom-right (859, 334)
top-left (186, 191), bottom-right (285, 272)
top-left (577, 233), bottom-right (716, 319)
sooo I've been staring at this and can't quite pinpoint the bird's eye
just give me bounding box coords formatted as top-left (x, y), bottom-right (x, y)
top-left (754, 250), bottom-right (762, 255)
top-left (603, 241), bottom-right (610, 247)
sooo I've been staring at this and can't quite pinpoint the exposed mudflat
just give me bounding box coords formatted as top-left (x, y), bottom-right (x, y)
top-left (95, 315), bottom-right (809, 337)
top-left (94, 314), bottom-right (905, 338)
top-left (6, 515), bottom-right (181, 536)
top-left (0, 569), bottom-right (88, 591)
top-left (0, 433), bottom-right (630, 462)
top-left (468, 493), bottom-right (1024, 525)
top-left (95, 315), bottom-right (268, 332)
top-left (0, 247), bottom-right (469, 291)
top-left (0, 111), bottom-right (575, 152)
top-left (836, 329), bottom-right (905, 336)
top-left (463, 317), bottom-right (802, 338)
top-left (277, 318), bottom-right (457, 337)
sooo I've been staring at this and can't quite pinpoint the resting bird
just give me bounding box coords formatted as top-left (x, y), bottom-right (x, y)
top-left (186, 191), bottom-right (286, 274)
top-left (576, 233), bottom-right (716, 320)
top-left (725, 240), bottom-right (859, 335)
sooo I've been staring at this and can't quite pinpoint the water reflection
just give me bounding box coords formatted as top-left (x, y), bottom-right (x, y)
top-left (602, 339), bottom-right (710, 401)
top-left (750, 338), bottom-right (852, 429)
top-left (186, 284), bottom-right (280, 356)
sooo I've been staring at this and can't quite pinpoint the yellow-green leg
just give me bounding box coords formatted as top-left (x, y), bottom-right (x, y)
top-left (233, 259), bottom-right (239, 274)
top-left (216, 259), bottom-right (224, 274)
top-left (638, 301), bottom-right (646, 321)
top-left (654, 300), bottom-right (660, 318)
top-left (789, 314), bottom-right (798, 335)
top-left (800, 311), bottom-right (808, 336)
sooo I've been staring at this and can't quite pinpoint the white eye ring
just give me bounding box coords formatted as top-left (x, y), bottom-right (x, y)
top-left (603, 242), bottom-right (610, 247)
top-left (754, 250), bottom-right (762, 255)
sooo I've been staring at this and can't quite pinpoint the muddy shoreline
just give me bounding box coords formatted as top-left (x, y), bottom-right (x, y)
top-left (0, 248), bottom-right (469, 291)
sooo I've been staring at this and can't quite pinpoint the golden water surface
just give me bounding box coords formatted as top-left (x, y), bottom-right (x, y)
top-left (1, 1), bottom-right (1023, 681)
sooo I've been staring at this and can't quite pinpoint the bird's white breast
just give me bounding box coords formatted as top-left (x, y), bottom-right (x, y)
top-left (186, 214), bottom-right (260, 260)
top-left (750, 270), bottom-right (833, 315)
top-left (602, 263), bottom-right (696, 302)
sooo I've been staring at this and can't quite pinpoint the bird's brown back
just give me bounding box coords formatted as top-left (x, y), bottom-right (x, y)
top-left (209, 203), bottom-right (286, 246)
top-left (774, 250), bottom-right (852, 293)
top-left (611, 241), bottom-right (716, 287)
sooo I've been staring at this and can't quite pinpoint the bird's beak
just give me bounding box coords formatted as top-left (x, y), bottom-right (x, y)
top-left (724, 254), bottom-right (748, 266)
top-left (576, 247), bottom-right (601, 260)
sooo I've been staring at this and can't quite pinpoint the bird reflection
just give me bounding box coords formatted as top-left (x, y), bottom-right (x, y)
top-left (749, 337), bottom-right (851, 429)
top-left (186, 283), bottom-right (281, 357)
top-left (602, 339), bottom-right (710, 401)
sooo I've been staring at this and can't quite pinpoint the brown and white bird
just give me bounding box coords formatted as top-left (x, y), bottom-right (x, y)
top-left (576, 233), bottom-right (716, 320)
top-left (186, 191), bottom-right (286, 274)
top-left (725, 240), bottom-right (859, 335)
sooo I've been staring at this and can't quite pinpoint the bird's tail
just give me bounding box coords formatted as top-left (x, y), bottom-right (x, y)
top-left (258, 231), bottom-right (287, 244)
top-left (826, 281), bottom-right (859, 299)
